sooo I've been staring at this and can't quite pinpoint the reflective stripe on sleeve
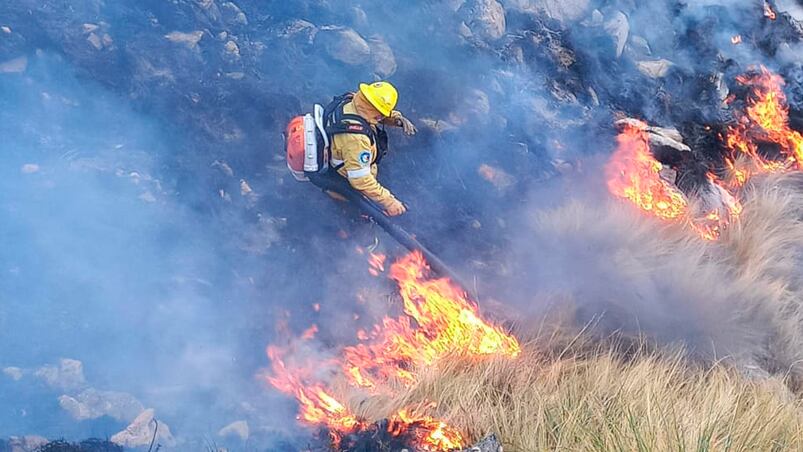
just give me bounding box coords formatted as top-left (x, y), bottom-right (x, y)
top-left (347, 167), bottom-right (371, 179)
top-left (331, 158), bottom-right (345, 166)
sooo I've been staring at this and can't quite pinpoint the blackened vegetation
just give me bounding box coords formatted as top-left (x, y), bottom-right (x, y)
top-left (34, 439), bottom-right (121, 452)
top-left (0, 439), bottom-right (123, 452)
top-left (336, 419), bottom-right (422, 452)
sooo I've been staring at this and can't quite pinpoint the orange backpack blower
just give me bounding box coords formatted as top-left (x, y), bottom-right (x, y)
top-left (285, 105), bottom-right (330, 181)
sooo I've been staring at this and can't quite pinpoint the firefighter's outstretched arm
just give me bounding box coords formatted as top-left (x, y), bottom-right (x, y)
top-left (342, 137), bottom-right (406, 216)
top-left (383, 111), bottom-right (417, 136)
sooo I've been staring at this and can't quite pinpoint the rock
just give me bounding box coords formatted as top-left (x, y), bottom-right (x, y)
top-left (554, 158), bottom-right (577, 175)
top-left (462, 0), bottom-right (506, 41)
top-left (138, 191), bottom-right (157, 203)
top-left (615, 118), bottom-right (690, 152)
top-left (221, 2), bottom-right (248, 26)
top-left (457, 22), bottom-right (474, 39)
top-left (463, 88), bottom-right (491, 119)
top-left (58, 388), bottom-right (145, 422)
top-left (350, 6), bottom-right (368, 28)
top-left (87, 33), bottom-right (103, 50)
top-left (637, 59), bottom-right (673, 78)
top-left (34, 358), bottom-right (85, 390)
top-left (604, 11), bottom-right (629, 58)
top-left (713, 72), bottom-right (729, 103)
top-left (318, 27), bottom-right (370, 65)
top-left (224, 40), bottom-right (240, 58)
top-left (659, 166), bottom-right (678, 185)
top-left (111, 409), bottom-right (176, 448)
top-left (1, 26), bottom-right (11, 34)
top-left (587, 9), bottom-right (604, 27)
top-left (240, 179), bottom-right (253, 195)
top-left (7, 436), bottom-right (49, 452)
top-left (447, 0), bottom-right (468, 11)
top-left (459, 434), bottom-right (504, 452)
top-left (165, 31), bottom-right (205, 49)
top-left (648, 132), bottom-right (689, 152)
top-left (276, 19), bottom-right (317, 43)
top-left (239, 214), bottom-right (283, 255)
top-left (0, 56), bottom-right (27, 73)
top-left (504, 0), bottom-right (592, 22)
top-left (212, 160), bottom-right (235, 176)
top-left (218, 420), bottom-right (249, 441)
top-left (82, 23), bottom-right (99, 33)
top-left (629, 35), bottom-right (652, 57)
top-left (3, 367), bottom-right (23, 380)
top-left (20, 164), bottom-right (40, 174)
top-left (478, 164), bottom-right (517, 190)
top-left (368, 36), bottom-right (397, 78)
top-left (419, 118), bottom-right (459, 133)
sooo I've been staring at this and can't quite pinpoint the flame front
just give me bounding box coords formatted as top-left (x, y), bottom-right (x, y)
top-left (605, 121), bottom-right (742, 240)
top-left (344, 251), bottom-right (520, 389)
top-left (266, 252), bottom-right (520, 450)
top-left (605, 67), bottom-right (803, 240)
top-left (605, 120), bottom-right (688, 220)
top-left (726, 67), bottom-right (803, 176)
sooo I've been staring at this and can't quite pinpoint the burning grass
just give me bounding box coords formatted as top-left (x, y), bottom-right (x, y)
top-left (357, 168), bottom-right (803, 449)
top-left (362, 340), bottom-right (803, 451)
top-left (267, 171), bottom-right (803, 451)
top-left (266, 251), bottom-right (519, 450)
top-left (351, 172), bottom-right (803, 450)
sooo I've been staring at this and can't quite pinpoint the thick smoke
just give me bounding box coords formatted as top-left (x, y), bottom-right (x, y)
top-left (1, 0), bottom-right (802, 448)
top-left (0, 53), bottom-right (294, 445)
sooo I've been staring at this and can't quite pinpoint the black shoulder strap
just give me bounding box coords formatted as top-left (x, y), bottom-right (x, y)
top-left (323, 93), bottom-right (375, 145)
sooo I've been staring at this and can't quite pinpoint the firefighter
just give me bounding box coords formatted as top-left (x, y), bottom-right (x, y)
top-left (326, 81), bottom-right (417, 216)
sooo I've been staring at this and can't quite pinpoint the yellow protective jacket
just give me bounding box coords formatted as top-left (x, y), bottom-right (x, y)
top-left (330, 100), bottom-right (398, 209)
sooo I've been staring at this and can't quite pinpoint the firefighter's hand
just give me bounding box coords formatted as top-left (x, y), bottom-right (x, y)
top-left (384, 198), bottom-right (407, 217)
top-left (392, 112), bottom-right (417, 136)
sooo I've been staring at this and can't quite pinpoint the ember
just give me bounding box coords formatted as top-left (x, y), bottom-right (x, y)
top-left (764, 1), bottom-right (777, 20)
top-left (731, 35), bottom-right (742, 45)
top-left (266, 252), bottom-right (520, 450)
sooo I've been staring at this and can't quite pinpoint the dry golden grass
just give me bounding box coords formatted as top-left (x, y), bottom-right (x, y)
top-left (353, 341), bottom-right (803, 451)
top-left (346, 173), bottom-right (803, 451)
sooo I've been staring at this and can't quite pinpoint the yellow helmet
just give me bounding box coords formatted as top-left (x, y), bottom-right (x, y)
top-left (359, 81), bottom-right (398, 117)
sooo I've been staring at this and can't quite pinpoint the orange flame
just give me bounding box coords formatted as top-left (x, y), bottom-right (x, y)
top-left (368, 252), bottom-right (386, 277)
top-left (266, 346), bottom-right (360, 434)
top-left (605, 120), bottom-right (688, 220)
top-left (731, 35), bottom-right (742, 45)
top-left (764, 2), bottom-right (777, 20)
top-left (726, 67), bottom-right (803, 177)
top-left (265, 252), bottom-right (520, 450)
top-left (343, 251), bottom-right (520, 388)
top-left (605, 121), bottom-right (742, 240)
top-left (301, 324), bottom-right (318, 341)
top-left (388, 409), bottom-right (465, 451)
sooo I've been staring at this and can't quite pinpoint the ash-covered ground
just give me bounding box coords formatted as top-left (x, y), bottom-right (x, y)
top-left (1, 0), bottom-right (802, 450)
